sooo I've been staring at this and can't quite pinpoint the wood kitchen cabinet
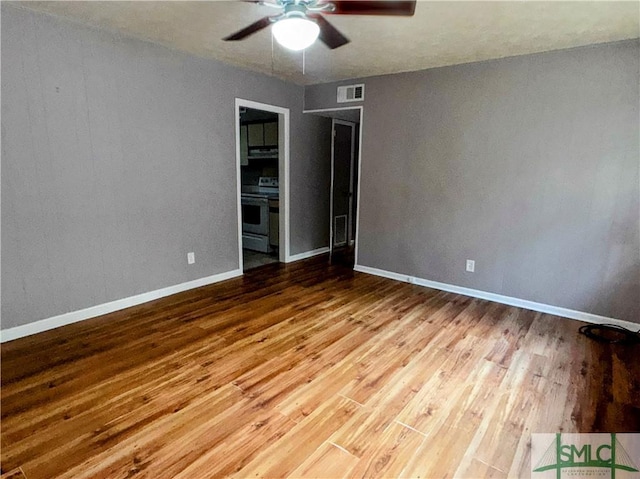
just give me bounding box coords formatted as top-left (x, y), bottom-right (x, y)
top-left (248, 123), bottom-right (264, 147)
top-left (246, 121), bottom-right (278, 148)
top-left (263, 122), bottom-right (278, 146)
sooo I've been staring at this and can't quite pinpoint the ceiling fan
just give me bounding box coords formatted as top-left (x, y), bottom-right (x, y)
top-left (223, 0), bottom-right (417, 51)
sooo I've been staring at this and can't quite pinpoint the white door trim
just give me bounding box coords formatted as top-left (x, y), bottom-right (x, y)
top-left (303, 106), bottom-right (363, 113)
top-left (355, 108), bottom-right (363, 266)
top-left (235, 98), bottom-right (291, 267)
top-left (329, 119), bottom-right (335, 256)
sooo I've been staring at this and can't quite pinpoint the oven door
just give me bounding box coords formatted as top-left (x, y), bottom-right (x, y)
top-left (241, 196), bottom-right (269, 236)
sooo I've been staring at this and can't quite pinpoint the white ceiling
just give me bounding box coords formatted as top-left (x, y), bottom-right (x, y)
top-left (12, 1), bottom-right (640, 85)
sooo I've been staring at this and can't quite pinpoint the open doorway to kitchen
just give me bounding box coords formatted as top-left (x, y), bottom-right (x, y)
top-left (303, 107), bottom-right (362, 268)
top-left (235, 99), bottom-right (290, 272)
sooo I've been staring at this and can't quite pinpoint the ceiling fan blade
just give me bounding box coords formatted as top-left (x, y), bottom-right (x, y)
top-left (328, 0), bottom-right (416, 16)
top-left (310, 15), bottom-right (350, 49)
top-left (223, 16), bottom-right (273, 41)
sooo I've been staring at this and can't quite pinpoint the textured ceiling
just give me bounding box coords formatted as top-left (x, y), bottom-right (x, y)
top-left (11, 1), bottom-right (640, 85)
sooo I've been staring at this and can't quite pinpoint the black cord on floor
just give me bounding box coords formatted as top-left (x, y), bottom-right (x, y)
top-left (578, 323), bottom-right (640, 345)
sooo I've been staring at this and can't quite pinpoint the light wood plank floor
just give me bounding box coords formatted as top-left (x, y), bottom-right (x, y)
top-left (1, 256), bottom-right (639, 478)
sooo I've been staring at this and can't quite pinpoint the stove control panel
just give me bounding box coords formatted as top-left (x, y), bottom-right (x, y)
top-left (259, 177), bottom-right (279, 188)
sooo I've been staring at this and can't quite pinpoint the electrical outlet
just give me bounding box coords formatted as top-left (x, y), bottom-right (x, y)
top-left (466, 259), bottom-right (475, 272)
top-left (187, 252), bottom-right (195, 265)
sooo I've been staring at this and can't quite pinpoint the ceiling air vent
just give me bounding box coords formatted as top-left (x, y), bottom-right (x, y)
top-left (337, 84), bottom-right (364, 103)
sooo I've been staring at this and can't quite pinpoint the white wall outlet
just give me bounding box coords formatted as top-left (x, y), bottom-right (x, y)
top-left (466, 259), bottom-right (475, 272)
top-left (187, 252), bottom-right (195, 265)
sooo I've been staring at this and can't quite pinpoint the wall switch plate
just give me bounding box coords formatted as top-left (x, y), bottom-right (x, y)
top-left (188, 252), bottom-right (195, 265)
top-left (466, 259), bottom-right (475, 272)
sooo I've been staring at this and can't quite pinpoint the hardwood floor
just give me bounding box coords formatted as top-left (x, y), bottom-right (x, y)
top-left (1, 256), bottom-right (638, 478)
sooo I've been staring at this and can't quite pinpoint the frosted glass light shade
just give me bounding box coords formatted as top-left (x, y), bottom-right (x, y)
top-left (272, 17), bottom-right (320, 51)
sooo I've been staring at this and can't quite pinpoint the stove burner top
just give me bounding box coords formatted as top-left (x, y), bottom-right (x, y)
top-left (242, 177), bottom-right (279, 197)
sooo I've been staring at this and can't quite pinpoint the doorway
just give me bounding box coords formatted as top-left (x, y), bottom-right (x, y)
top-left (235, 99), bottom-right (290, 272)
top-left (331, 119), bottom-right (357, 248)
top-left (330, 119), bottom-right (359, 266)
top-left (302, 106), bottom-right (362, 268)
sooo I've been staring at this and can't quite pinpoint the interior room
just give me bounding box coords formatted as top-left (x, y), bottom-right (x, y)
top-left (1, 1), bottom-right (639, 478)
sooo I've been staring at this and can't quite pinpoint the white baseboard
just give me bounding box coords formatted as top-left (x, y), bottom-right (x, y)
top-left (287, 247), bottom-right (330, 263)
top-left (353, 264), bottom-right (639, 331)
top-left (0, 269), bottom-right (243, 343)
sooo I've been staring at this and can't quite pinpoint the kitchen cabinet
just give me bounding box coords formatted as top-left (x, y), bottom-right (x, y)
top-left (248, 123), bottom-right (264, 147)
top-left (269, 198), bottom-right (279, 248)
top-left (264, 122), bottom-right (278, 146)
top-left (240, 125), bottom-right (249, 166)
top-left (246, 121), bottom-right (278, 148)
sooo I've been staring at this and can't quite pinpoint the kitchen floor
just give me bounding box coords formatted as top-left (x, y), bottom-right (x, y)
top-left (243, 249), bottom-right (279, 270)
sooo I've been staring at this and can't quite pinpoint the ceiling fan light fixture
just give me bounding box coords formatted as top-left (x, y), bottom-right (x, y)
top-left (272, 16), bottom-right (320, 51)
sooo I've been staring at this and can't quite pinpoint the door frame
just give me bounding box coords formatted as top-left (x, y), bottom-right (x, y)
top-left (235, 98), bottom-right (291, 270)
top-left (303, 106), bottom-right (363, 266)
top-left (330, 119), bottom-right (357, 253)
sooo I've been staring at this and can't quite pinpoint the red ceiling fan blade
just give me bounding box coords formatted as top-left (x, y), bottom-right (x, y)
top-left (310, 14), bottom-right (350, 49)
top-left (327, 0), bottom-right (416, 16)
top-left (223, 16), bottom-right (274, 41)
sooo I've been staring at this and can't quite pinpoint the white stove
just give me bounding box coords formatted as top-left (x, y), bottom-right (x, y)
top-left (241, 177), bottom-right (279, 253)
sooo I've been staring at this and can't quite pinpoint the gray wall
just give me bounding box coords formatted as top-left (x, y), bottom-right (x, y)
top-left (1, 5), bottom-right (331, 330)
top-left (305, 41), bottom-right (640, 323)
top-left (290, 112), bottom-right (332, 254)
